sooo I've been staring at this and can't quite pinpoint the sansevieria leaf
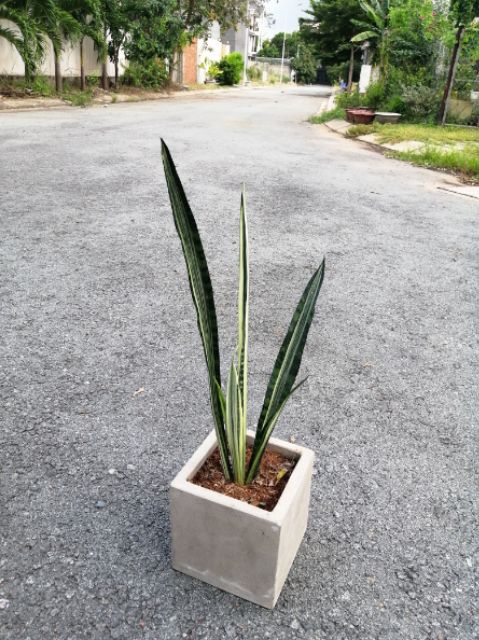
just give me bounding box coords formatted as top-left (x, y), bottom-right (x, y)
top-left (161, 140), bottom-right (232, 480)
top-left (247, 260), bottom-right (326, 482)
top-left (162, 142), bottom-right (326, 488)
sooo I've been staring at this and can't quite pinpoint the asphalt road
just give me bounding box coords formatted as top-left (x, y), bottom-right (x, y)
top-left (1, 85), bottom-right (477, 640)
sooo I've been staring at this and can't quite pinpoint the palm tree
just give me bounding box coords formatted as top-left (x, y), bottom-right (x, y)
top-left (33, 0), bottom-right (82, 92)
top-left (62, 0), bottom-right (106, 90)
top-left (0, 2), bottom-right (46, 82)
top-left (351, 0), bottom-right (390, 78)
top-left (1, 0), bottom-right (82, 91)
top-left (102, 0), bottom-right (131, 88)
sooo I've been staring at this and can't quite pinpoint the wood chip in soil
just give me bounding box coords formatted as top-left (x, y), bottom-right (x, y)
top-left (191, 446), bottom-right (297, 511)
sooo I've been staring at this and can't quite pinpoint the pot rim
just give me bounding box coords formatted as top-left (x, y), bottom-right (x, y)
top-left (171, 429), bottom-right (315, 525)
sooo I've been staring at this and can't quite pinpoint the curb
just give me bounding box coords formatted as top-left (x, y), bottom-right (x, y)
top-left (0, 83), bottom-right (266, 114)
top-left (322, 119), bottom-right (479, 200)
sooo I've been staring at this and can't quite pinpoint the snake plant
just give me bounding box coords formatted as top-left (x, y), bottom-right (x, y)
top-left (162, 140), bottom-right (325, 485)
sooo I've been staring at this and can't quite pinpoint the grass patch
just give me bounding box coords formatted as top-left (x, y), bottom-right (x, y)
top-left (392, 145), bottom-right (479, 182)
top-left (347, 122), bottom-right (479, 144)
top-left (63, 89), bottom-right (94, 107)
top-left (309, 106), bottom-right (345, 124)
top-left (346, 124), bottom-right (372, 138)
top-left (0, 75), bottom-right (55, 97)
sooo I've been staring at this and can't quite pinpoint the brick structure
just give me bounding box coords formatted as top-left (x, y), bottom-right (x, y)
top-left (182, 40), bottom-right (198, 85)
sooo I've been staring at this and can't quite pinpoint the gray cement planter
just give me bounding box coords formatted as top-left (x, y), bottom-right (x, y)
top-left (170, 430), bottom-right (314, 608)
top-left (374, 112), bottom-right (402, 124)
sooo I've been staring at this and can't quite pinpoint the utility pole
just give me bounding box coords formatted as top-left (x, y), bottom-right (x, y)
top-left (347, 45), bottom-right (355, 93)
top-left (279, 30), bottom-right (286, 83)
top-left (243, 2), bottom-right (250, 84)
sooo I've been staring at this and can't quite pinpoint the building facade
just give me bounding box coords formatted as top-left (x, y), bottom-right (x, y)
top-left (221, 1), bottom-right (265, 63)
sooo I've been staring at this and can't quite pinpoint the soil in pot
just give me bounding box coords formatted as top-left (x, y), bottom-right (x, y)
top-left (192, 446), bottom-right (297, 511)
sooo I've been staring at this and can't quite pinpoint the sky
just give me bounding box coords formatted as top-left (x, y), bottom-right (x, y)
top-left (263, 0), bottom-right (310, 37)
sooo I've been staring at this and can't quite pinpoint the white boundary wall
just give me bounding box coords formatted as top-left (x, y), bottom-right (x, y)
top-left (0, 19), bottom-right (125, 78)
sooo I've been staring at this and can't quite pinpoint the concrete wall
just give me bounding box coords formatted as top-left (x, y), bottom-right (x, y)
top-left (251, 57), bottom-right (292, 82)
top-left (0, 19), bottom-right (124, 78)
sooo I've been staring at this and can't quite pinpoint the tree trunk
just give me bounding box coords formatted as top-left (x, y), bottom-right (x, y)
top-left (55, 54), bottom-right (62, 93)
top-left (437, 24), bottom-right (465, 126)
top-left (169, 50), bottom-right (180, 85)
top-left (80, 38), bottom-right (86, 91)
top-left (347, 46), bottom-right (354, 93)
top-left (101, 61), bottom-right (108, 90)
top-left (114, 52), bottom-right (119, 88)
top-left (101, 25), bottom-right (109, 90)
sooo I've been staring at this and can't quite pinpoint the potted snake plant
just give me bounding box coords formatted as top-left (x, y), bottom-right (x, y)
top-left (162, 141), bottom-right (325, 609)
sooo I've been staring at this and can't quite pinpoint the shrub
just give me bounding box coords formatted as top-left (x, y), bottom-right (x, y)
top-left (63, 89), bottom-right (93, 107)
top-left (335, 91), bottom-right (362, 108)
top-left (382, 94), bottom-right (406, 113)
top-left (123, 59), bottom-right (168, 89)
top-left (207, 62), bottom-right (220, 81)
top-left (30, 76), bottom-right (54, 96)
top-left (402, 85), bottom-right (441, 121)
top-left (247, 65), bottom-right (262, 81)
top-left (217, 52), bottom-right (244, 85)
top-left (363, 80), bottom-right (387, 110)
top-left (86, 74), bottom-right (100, 87)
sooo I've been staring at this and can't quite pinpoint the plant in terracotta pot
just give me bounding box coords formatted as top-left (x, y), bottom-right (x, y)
top-left (162, 141), bottom-right (325, 608)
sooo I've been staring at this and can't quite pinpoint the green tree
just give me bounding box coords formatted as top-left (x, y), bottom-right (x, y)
top-left (32, 0), bottom-right (83, 91)
top-left (291, 43), bottom-right (317, 82)
top-left (257, 31), bottom-right (301, 58)
top-left (351, 0), bottom-right (391, 77)
top-left (300, 0), bottom-right (367, 81)
top-left (0, 0), bottom-right (83, 90)
top-left (120, 0), bottom-right (247, 86)
top-left (437, 0), bottom-right (479, 123)
top-left (63, 0), bottom-right (106, 90)
top-left (121, 0), bottom-right (184, 67)
top-left (102, 0), bottom-right (132, 86)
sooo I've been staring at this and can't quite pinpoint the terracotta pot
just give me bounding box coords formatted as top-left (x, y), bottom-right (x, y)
top-left (349, 109), bottom-right (375, 125)
top-left (345, 107), bottom-right (371, 122)
top-left (170, 429), bottom-right (314, 609)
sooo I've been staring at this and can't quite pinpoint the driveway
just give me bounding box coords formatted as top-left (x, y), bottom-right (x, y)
top-left (1, 85), bottom-right (477, 640)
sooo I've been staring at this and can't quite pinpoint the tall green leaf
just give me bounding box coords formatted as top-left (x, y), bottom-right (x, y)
top-left (246, 377), bottom-right (308, 484)
top-left (237, 188), bottom-right (249, 404)
top-left (351, 30), bottom-right (379, 42)
top-left (236, 189), bottom-right (249, 482)
top-left (161, 140), bottom-right (232, 480)
top-left (225, 361), bottom-right (245, 484)
top-left (247, 260), bottom-right (326, 481)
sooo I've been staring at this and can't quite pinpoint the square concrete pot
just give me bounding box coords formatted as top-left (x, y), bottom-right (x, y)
top-left (170, 430), bottom-right (314, 609)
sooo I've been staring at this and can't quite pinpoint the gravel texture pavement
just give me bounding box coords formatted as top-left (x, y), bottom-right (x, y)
top-left (1, 85), bottom-right (477, 640)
